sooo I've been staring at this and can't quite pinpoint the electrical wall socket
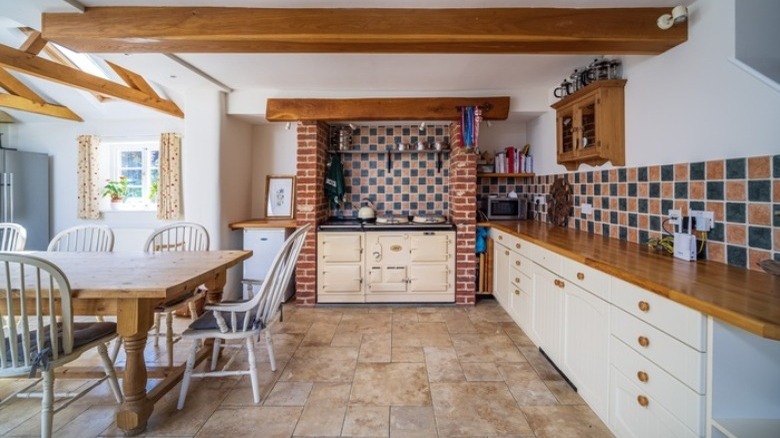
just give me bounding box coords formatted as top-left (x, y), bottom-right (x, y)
top-left (690, 210), bottom-right (714, 232)
top-left (668, 209), bottom-right (682, 228)
top-left (534, 195), bottom-right (546, 205)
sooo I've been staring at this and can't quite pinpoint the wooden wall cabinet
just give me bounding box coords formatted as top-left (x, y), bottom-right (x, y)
top-left (551, 79), bottom-right (626, 170)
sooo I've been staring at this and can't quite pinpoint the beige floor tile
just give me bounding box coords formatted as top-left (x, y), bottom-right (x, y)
top-left (391, 346), bottom-right (425, 363)
top-left (498, 362), bottom-right (558, 406)
top-left (51, 405), bottom-right (118, 438)
top-left (341, 405), bottom-right (390, 437)
top-left (350, 363), bottom-right (431, 406)
top-left (294, 404), bottom-right (347, 437)
top-left (442, 314), bottom-right (478, 334)
top-left (430, 381), bottom-right (533, 437)
top-left (307, 382), bottom-right (352, 407)
top-left (196, 406), bottom-right (302, 438)
top-left (392, 311), bottom-right (419, 324)
top-left (359, 333), bottom-right (392, 363)
top-left (264, 381), bottom-right (313, 406)
top-left (293, 346), bottom-right (360, 361)
top-left (521, 405), bottom-right (614, 438)
top-left (300, 321), bottom-right (340, 346)
top-left (338, 312), bottom-right (393, 335)
top-left (221, 371), bottom-right (279, 406)
top-left (3, 400), bottom-right (91, 437)
top-left (280, 357), bottom-right (357, 383)
top-left (389, 406), bottom-right (437, 438)
top-left (461, 362), bottom-right (503, 382)
top-left (331, 331), bottom-right (363, 347)
top-left (545, 380), bottom-right (585, 405)
top-left (416, 312), bottom-right (445, 323)
top-left (423, 347), bottom-right (465, 382)
top-left (519, 347), bottom-right (564, 381)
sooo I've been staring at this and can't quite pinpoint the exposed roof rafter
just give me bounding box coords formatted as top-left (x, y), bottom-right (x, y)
top-left (0, 43), bottom-right (183, 118)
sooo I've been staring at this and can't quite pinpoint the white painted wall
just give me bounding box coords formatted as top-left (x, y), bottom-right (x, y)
top-left (250, 124), bottom-right (298, 217)
top-left (527, 0), bottom-right (780, 175)
top-left (5, 117), bottom-right (182, 247)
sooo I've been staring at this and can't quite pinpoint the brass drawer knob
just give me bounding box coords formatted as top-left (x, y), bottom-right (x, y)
top-left (638, 336), bottom-right (650, 348)
top-left (638, 301), bottom-right (650, 312)
top-left (577, 272), bottom-right (585, 280)
top-left (514, 289), bottom-right (520, 295)
top-left (637, 371), bottom-right (649, 383)
top-left (505, 250), bottom-right (510, 256)
top-left (554, 279), bottom-right (565, 288)
top-left (515, 243), bottom-right (521, 249)
top-left (637, 395), bottom-right (649, 407)
top-left (515, 277), bottom-right (520, 283)
top-left (515, 260), bottom-right (521, 266)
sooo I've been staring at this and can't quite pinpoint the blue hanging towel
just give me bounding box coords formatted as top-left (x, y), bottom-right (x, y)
top-left (476, 227), bottom-right (489, 254)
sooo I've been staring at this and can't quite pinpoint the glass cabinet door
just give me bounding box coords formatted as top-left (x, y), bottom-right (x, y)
top-left (578, 99), bottom-right (597, 152)
top-left (558, 109), bottom-right (575, 155)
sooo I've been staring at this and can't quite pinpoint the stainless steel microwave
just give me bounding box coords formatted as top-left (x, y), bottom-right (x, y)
top-left (480, 197), bottom-right (529, 220)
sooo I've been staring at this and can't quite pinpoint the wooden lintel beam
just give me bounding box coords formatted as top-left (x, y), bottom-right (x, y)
top-left (0, 93), bottom-right (82, 121)
top-left (42, 7), bottom-right (687, 54)
top-left (266, 97), bottom-right (510, 122)
top-left (0, 68), bottom-right (46, 105)
top-left (106, 60), bottom-right (159, 99)
top-left (0, 110), bottom-right (15, 123)
top-left (19, 30), bottom-right (47, 55)
top-left (0, 44), bottom-right (183, 118)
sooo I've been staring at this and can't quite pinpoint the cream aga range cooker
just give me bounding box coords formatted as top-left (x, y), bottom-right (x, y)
top-left (317, 215), bottom-right (455, 303)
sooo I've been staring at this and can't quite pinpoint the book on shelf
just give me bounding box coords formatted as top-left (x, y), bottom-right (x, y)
top-left (490, 146), bottom-right (533, 174)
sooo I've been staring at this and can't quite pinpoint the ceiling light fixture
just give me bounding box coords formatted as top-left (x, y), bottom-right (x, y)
top-left (348, 123), bottom-right (357, 131)
top-left (657, 5), bottom-right (688, 30)
top-left (285, 122), bottom-right (291, 130)
top-left (419, 122), bottom-right (426, 131)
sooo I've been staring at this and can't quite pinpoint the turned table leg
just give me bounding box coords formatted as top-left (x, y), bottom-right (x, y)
top-left (115, 299), bottom-right (156, 436)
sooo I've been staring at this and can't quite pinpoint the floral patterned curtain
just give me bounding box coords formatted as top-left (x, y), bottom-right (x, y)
top-left (76, 134), bottom-right (100, 219)
top-left (157, 133), bottom-right (182, 220)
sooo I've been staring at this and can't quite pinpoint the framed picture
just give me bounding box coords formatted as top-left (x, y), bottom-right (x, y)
top-left (265, 175), bottom-right (295, 219)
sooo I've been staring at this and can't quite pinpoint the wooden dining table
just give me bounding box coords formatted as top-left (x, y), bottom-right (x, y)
top-left (18, 250), bottom-right (252, 436)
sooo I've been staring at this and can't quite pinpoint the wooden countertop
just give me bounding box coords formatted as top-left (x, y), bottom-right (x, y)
top-left (485, 221), bottom-right (780, 341)
top-left (229, 219), bottom-right (298, 230)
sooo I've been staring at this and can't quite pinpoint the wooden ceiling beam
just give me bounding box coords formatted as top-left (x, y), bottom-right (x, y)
top-left (106, 60), bottom-right (160, 99)
top-left (19, 30), bottom-right (47, 55)
top-left (0, 68), bottom-right (46, 105)
top-left (0, 44), bottom-right (183, 118)
top-left (266, 97), bottom-right (510, 122)
top-left (42, 7), bottom-right (687, 54)
top-left (0, 93), bottom-right (82, 121)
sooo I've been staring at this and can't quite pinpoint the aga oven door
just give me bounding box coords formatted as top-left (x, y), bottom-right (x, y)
top-left (410, 232), bottom-right (451, 263)
top-left (366, 233), bottom-right (409, 297)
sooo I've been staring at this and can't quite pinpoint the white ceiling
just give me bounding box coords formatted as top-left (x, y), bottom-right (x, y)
top-left (0, 0), bottom-right (687, 124)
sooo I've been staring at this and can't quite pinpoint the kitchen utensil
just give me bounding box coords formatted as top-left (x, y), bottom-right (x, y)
top-left (434, 142), bottom-right (443, 151)
top-left (417, 141), bottom-right (427, 151)
top-left (338, 126), bottom-right (352, 151)
top-left (397, 143), bottom-right (407, 151)
top-left (357, 198), bottom-right (376, 221)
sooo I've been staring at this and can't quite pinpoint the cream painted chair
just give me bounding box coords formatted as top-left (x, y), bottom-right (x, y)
top-left (0, 253), bottom-right (123, 438)
top-left (0, 222), bottom-right (26, 251)
top-left (177, 224), bottom-right (310, 409)
top-left (47, 225), bottom-right (114, 253)
top-left (47, 225), bottom-right (122, 361)
top-left (145, 222), bottom-right (209, 368)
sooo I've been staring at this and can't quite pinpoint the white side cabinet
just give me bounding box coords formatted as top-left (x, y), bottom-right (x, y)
top-left (243, 228), bottom-right (294, 300)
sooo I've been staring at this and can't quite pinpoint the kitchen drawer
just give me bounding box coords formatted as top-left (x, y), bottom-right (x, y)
top-left (611, 307), bottom-right (705, 393)
top-left (491, 230), bottom-right (532, 258)
top-left (611, 336), bottom-right (705, 434)
top-left (509, 251), bottom-right (532, 277)
top-left (609, 365), bottom-right (699, 438)
top-left (524, 240), bottom-right (562, 273)
top-left (611, 277), bottom-right (706, 352)
top-left (510, 265), bottom-right (531, 292)
top-left (560, 257), bottom-right (610, 302)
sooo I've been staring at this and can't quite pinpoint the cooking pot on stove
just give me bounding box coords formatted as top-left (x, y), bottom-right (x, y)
top-left (357, 198), bottom-right (376, 221)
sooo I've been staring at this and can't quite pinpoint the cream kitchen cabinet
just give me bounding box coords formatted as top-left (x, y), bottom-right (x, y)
top-left (489, 227), bottom-right (708, 435)
top-left (317, 232), bottom-right (365, 303)
top-left (492, 238), bottom-right (511, 309)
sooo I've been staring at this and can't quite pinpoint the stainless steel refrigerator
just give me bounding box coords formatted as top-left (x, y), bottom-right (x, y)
top-left (0, 149), bottom-right (50, 250)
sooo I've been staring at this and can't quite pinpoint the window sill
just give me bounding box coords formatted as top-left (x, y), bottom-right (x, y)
top-left (101, 203), bottom-right (157, 213)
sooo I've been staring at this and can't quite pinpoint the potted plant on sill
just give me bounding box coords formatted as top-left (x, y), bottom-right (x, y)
top-left (103, 176), bottom-right (129, 210)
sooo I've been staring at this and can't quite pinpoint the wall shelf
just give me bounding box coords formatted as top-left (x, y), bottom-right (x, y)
top-left (477, 172), bottom-right (535, 178)
top-left (330, 149), bottom-right (450, 173)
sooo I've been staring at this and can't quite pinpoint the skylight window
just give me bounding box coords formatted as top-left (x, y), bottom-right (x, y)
top-left (52, 43), bottom-right (109, 79)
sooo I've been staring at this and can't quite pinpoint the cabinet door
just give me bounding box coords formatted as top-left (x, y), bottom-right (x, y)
top-left (409, 264), bottom-right (449, 293)
top-left (366, 233), bottom-right (408, 264)
top-left (410, 232), bottom-right (451, 262)
top-left (367, 266), bottom-right (408, 292)
top-left (609, 368), bottom-right (698, 438)
top-left (577, 96), bottom-right (598, 153)
top-left (320, 265), bottom-right (363, 294)
top-left (492, 241), bottom-right (511, 308)
top-left (320, 233), bottom-right (363, 262)
top-left (562, 282), bottom-right (610, 421)
top-left (531, 264), bottom-right (563, 365)
top-left (557, 107), bottom-right (575, 157)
